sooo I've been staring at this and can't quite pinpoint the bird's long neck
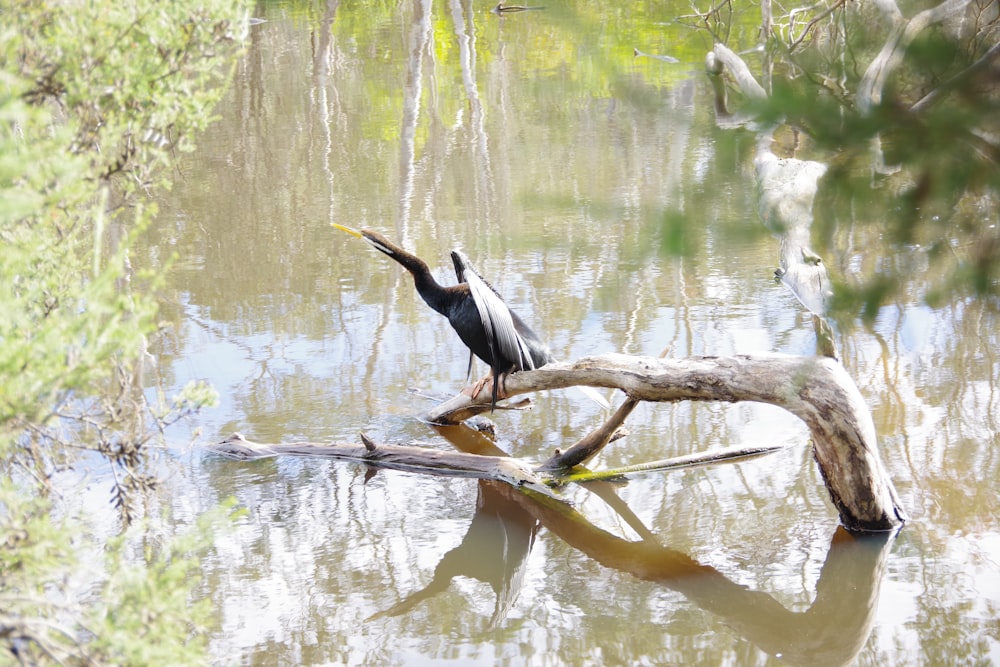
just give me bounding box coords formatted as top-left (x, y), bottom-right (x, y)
top-left (408, 265), bottom-right (453, 316)
top-left (363, 230), bottom-right (453, 316)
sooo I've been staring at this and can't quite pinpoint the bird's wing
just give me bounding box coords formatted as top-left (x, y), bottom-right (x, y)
top-left (454, 251), bottom-right (535, 371)
top-left (452, 254), bottom-right (477, 381)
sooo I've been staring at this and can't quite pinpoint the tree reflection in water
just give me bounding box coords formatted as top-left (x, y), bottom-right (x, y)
top-left (370, 423), bottom-right (895, 666)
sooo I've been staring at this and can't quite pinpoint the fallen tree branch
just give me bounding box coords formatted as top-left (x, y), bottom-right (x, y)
top-left (536, 397), bottom-right (640, 471)
top-left (210, 431), bottom-right (554, 495)
top-left (425, 352), bottom-right (906, 532)
top-left (554, 443), bottom-right (787, 483)
top-left (214, 349), bottom-right (906, 532)
top-left (690, 44), bottom-right (908, 531)
top-left (210, 430), bottom-right (783, 493)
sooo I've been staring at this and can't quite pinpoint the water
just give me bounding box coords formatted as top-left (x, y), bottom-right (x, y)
top-left (140, 2), bottom-right (1000, 664)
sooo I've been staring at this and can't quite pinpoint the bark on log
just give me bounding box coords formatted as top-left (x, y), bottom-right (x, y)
top-left (425, 353), bottom-right (906, 532)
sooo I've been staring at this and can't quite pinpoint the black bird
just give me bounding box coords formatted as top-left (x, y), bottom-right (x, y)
top-left (332, 224), bottom-right (608, 411)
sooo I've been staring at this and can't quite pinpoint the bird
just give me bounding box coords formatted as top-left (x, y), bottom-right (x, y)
top-left (332, 224), bottom-right (608, 411)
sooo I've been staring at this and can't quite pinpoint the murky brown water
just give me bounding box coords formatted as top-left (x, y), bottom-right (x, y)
top-left (144, 2), bottom-right (1000, 664)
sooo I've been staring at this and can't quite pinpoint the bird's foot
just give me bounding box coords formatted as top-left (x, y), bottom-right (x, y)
top-left (464, 372), bottom-right (508, 403)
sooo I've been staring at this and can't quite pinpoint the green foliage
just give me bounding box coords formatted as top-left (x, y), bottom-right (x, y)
top-left (89, 499), bottom-right (245, 666)
top-left (0, 480), bottom-right (75, 588)
top-left (1, 0), bottom-right (243, 663)
top-left (10, 0), bottom-right (242, 190)
top-left (1, 0), bottom-right (236, 518)
top-left (1, 486), bottom-right (243, 666)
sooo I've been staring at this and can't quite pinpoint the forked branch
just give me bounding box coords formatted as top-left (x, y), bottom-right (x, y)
top-left (425, 352), bottom-right (906, 532)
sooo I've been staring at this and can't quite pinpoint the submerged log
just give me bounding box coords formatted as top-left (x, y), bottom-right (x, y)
top-left (211, 430), bottom-right (781, 492)
top-left (425, 353), bottom-right (906, 532)
top-left (210, 431), bottom-right (552, 495)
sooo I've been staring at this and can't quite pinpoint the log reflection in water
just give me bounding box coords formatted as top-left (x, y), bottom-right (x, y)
top-left (497, 483), bottom-right (894, 667)
top-left (368, 425), bottom-right (893, 664)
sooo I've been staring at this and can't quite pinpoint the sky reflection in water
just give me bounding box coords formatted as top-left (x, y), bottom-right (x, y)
top-left (144, 2), bottom-right (1000, 665)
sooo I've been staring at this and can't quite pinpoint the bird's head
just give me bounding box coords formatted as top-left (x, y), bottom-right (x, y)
top-left (331, 223), bottom-right (397, 257)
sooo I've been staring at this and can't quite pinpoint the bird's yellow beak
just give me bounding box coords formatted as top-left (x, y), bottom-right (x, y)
top-left (331, 223), bottom-right (362, 238)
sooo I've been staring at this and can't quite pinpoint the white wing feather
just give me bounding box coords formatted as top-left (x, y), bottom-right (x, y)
top-left (457, 252), bottom-right (535, 371)
top-left (454, 250), bottom-right (610, 410)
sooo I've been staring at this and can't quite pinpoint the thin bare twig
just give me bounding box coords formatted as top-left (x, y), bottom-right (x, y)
top-left (788, 0), bottom-right (848, 51)
top-left (910, 39), bottom-right (1000, 113)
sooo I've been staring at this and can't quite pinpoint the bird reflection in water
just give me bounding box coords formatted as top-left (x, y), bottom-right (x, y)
top-left (368, 479), bottom-right (539, 628)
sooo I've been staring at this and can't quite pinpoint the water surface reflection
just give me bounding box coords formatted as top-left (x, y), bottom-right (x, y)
top-left (147, 1), bottom-right (1000, 664)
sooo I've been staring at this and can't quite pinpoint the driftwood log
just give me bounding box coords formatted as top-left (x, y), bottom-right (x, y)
top-left (215, 352), bottom-right (906, 533)
top-left (425, 353), bottom-right (906, 532)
